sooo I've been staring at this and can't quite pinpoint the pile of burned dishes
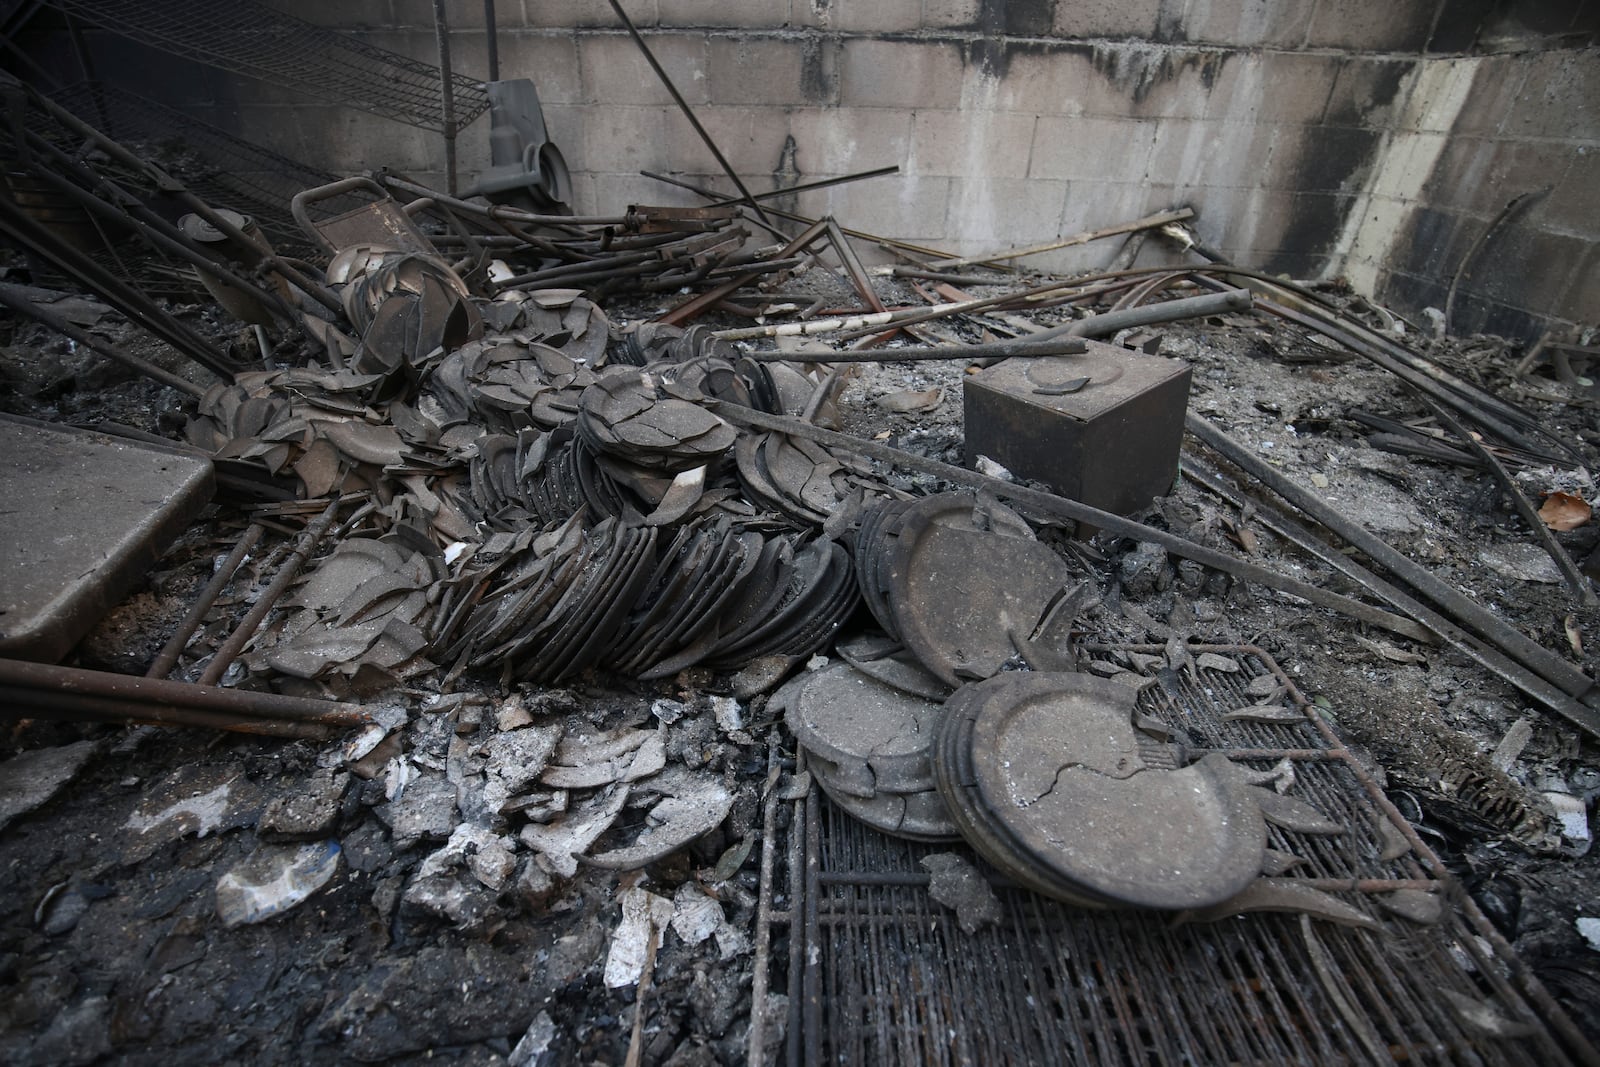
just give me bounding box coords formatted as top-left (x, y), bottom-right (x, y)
top-left (856, 492), bottom-right (1074, 687)
top-left (433, 513), bottom-right (858, 683)
top-left (932, 672), bottom-right (1271, 909)
top-left (777, 640), bottom-right (959, 842)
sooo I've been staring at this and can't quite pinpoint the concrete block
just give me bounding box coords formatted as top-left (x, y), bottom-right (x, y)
top-left (943, 177), bottom-right (1071, 250)
top-left (1145, 118), bottom-right (1270, 191)
top-left (539, 103), bottom-right (585, 159)
top-left (708, 36), bottom-right (809, 106)
top-left (1203, 51), bottom-right (1338, 125)
top-left (924, 0), bottom-right (983, 29)
top-left (681, 105), bottom-right (797, 177)
top-left (1051, 0), bottom-right (1163, 39)
top-left (1178, 0), bottom-right (1313, 48)
top-left (797, 175), bottom-right (953, 245)
top-left (1266, 125), bottom-right (1385, 193)
top-left (1322, 56), bottom-right (1413, 127)
top-left (579, 32), bottom-right (710, 106)
top-left (522, 0), bottom-right (657, 29)
top-left (1303, 0), bottom-right (1440, 51)
top-left (978, 44), bottom-right (1096, 114)
top-left (1029, 116), bottom-right (1158, 182)
top-left (590, 171), bottom-right (708, 213)
top-left (1540, 144), bottom-right (1599, 237)
top-left (789, 107), bottom-right (916, 172)
top-left (1467, 225), bottom-right (1591, 307)
top-left (391, 0), bottom-right (490, 29)
top-left (1076, 43), bottom-right (1222, 121)
top-left (794, 0), bottom-right (923, 32)
top-left (492, 33), bottom-right (584, 103)
top-left (840, 39), bottom-right (964, 110)
top-left (908, 110), bottom-right (1037, 178)
top-left (1420, 134), bottom-right (1566, 217)
top-left (1551, 241), bottom-right (1600, 324)
top-left (1499, 49), bottom-right (1600, 141)
top-left (658, 0), bottom-right (793, 28)
top-left (578, 104), bottom-right (681, 172)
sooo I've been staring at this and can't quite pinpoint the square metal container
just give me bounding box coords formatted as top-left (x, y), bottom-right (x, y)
top-left (0, 414), bottom-right (214, 663)
top-left (962, 340), bottom-right (1192, 518)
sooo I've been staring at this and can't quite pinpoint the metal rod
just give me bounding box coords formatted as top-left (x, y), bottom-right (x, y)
top-left (147, 524), bottom-right (266, 679)
top-left (198, 499), bottom-right (343, 686)
top-left (0, 658), bottom-right (370, 726)
top-left (4, 686), bottom-right (339, 740)
top-left (929, 207), bottom-right (1195, 272)
top-left (1420, 394), bottom-right (1597, 607)
top-left (483, 0), bottom-right (499, 81)
top-left (642, 165), bottom-right (901, 207)
top-left (712, 404), bottom-right (1436, 644)
top-left (1185, 414), bottom-right (1600, 733)
top-left (0, 194), bottom-right (235, 377)
top-left (639, 169), bottom-right (965, 263)
top-left (1026, 289), bottom-right (1252, 341)
top-left (0, 285), bottom-right (206, 397)
top-left (606, 0), bottom-right (771, 226)
top-left (742, 337), bottom-right (1088, 363)
top-left (379, 174), bottom-right (632, 226)
top-left (433, 0), bottom-right (457, 196)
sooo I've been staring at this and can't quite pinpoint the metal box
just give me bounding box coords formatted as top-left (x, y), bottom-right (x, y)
top-left (962, 340), bottom-right (1192, 518)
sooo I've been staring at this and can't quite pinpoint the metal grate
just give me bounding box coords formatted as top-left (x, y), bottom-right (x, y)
top-left (51, 0), bottom-right (489, 130)
top-left (757, 646), bottom-right (1599, 1067)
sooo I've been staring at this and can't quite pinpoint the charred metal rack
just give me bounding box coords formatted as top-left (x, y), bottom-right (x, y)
top-left (752, 646), bottom-right (1600, 1067)
top-left (48, 0), bottom-right (488, 131)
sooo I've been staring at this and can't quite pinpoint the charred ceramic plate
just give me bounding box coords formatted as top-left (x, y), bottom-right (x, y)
top-left (885, 492), bottom-right (1072, 687)
top-left (808, 751), bottom-right (960, 843)
top-left (785, 661), bottom-right (946, 796)
top-left (959, 672), bottom-right (1267, 910)
top-left (835, 631), bottom-right (953, 702)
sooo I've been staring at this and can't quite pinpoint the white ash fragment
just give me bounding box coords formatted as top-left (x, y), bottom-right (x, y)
top-left (1576, 917), bottom-right (1600, 952)
top-left (604, 887), bottom-right (676, 989)
top-left (920, 853), bottom-right (1002, 934)
top-left (710, 696), bottom-right (743, 732)
top-left (1490, 718), bottom-right (1534, 772)
top-left (651, 698), bottom-right (687, 724)
top-left (1543, 791), bottom-right (1592, 856)
top-left (520, 784), bottom-right (630, 878)
top-left (374, 770), bottom-right (457, 849)
top-left (215, 840), bottom-right (341, 927)
top-left (541, 728), bottom-right (663, 789)
top-left (586, 773), bottom-right (734, 871)
top-left (259, 768), bottom-right (348, 840)
top-left (417, 823), bottom-right (518, 892)
top-left (508, 1010), bottom-right (557, 1067)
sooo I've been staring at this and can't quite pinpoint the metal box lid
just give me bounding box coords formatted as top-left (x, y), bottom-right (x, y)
top-left (966, 340), bottom-right (1189, 421)
top-left (0, 414), bottom-right (214, 663)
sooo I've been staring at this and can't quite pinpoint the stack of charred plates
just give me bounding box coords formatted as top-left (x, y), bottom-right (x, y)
top-left (576, 365), bottom-right (738, 475)
top-left (434, 514), bottom-right (659, 683)
top-left (933, 672), bottom-right (1268, 910)
top-left (855, 491), bottom-right (1075, 687)
top-left (778, 637), bottom-right (960, 841)
top-left (432, 513), bottom-right (859, 683)
top-left (426, 337), bottom-right (598, 436)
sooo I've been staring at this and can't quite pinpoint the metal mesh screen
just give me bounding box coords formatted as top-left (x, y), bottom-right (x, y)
top-left (761, 646), bottom-right (1597, 1067)
top-left (51, 0), bottom-right (489, 129)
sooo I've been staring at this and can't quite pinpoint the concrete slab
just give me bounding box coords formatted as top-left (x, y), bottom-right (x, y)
top-left (0, 414), bottom-right (214, 663)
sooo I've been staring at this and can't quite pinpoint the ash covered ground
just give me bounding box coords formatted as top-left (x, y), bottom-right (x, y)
top-left (1, 265), bottom-right (1598, 1065)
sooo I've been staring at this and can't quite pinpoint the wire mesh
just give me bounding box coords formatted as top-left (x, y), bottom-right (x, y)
top-left (51, 0), bottom-right (489, 129)
top-left (775, 645), bottom-right (1598, 1067)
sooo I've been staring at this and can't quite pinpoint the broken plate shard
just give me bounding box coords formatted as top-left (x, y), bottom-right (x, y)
top-left (215, 840), bottom-right (341, 927)
top-left (585, 774), bottom-right (733, 870)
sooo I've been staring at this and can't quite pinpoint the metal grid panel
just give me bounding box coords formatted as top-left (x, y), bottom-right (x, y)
top-left (51, 0), bottom-right (489, 129)
top-left (780, 646), bottom-right (1598, 1067)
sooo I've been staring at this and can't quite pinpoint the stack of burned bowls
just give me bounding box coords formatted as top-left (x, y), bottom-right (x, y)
top-left (933, 672), bottom-right (1269, 910)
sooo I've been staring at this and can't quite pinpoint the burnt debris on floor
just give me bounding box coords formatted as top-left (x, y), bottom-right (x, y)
top-left (1, 64), bottom-right (1599, 1067)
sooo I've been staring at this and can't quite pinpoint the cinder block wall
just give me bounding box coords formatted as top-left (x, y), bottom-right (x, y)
top-left (20, 0), bottom-right (1600, 342)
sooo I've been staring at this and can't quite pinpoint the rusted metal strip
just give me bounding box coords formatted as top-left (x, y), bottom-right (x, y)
top-left (198, 499), bottom-right (342, 686)
top-left (6, 687), bottom-right (339, 740)
top-left (146, 524), bottom-right (266, 680)
top-left (0, 658), bottom-right (369, 726)
top-left (929, 207), bottom-right (1195, 272)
